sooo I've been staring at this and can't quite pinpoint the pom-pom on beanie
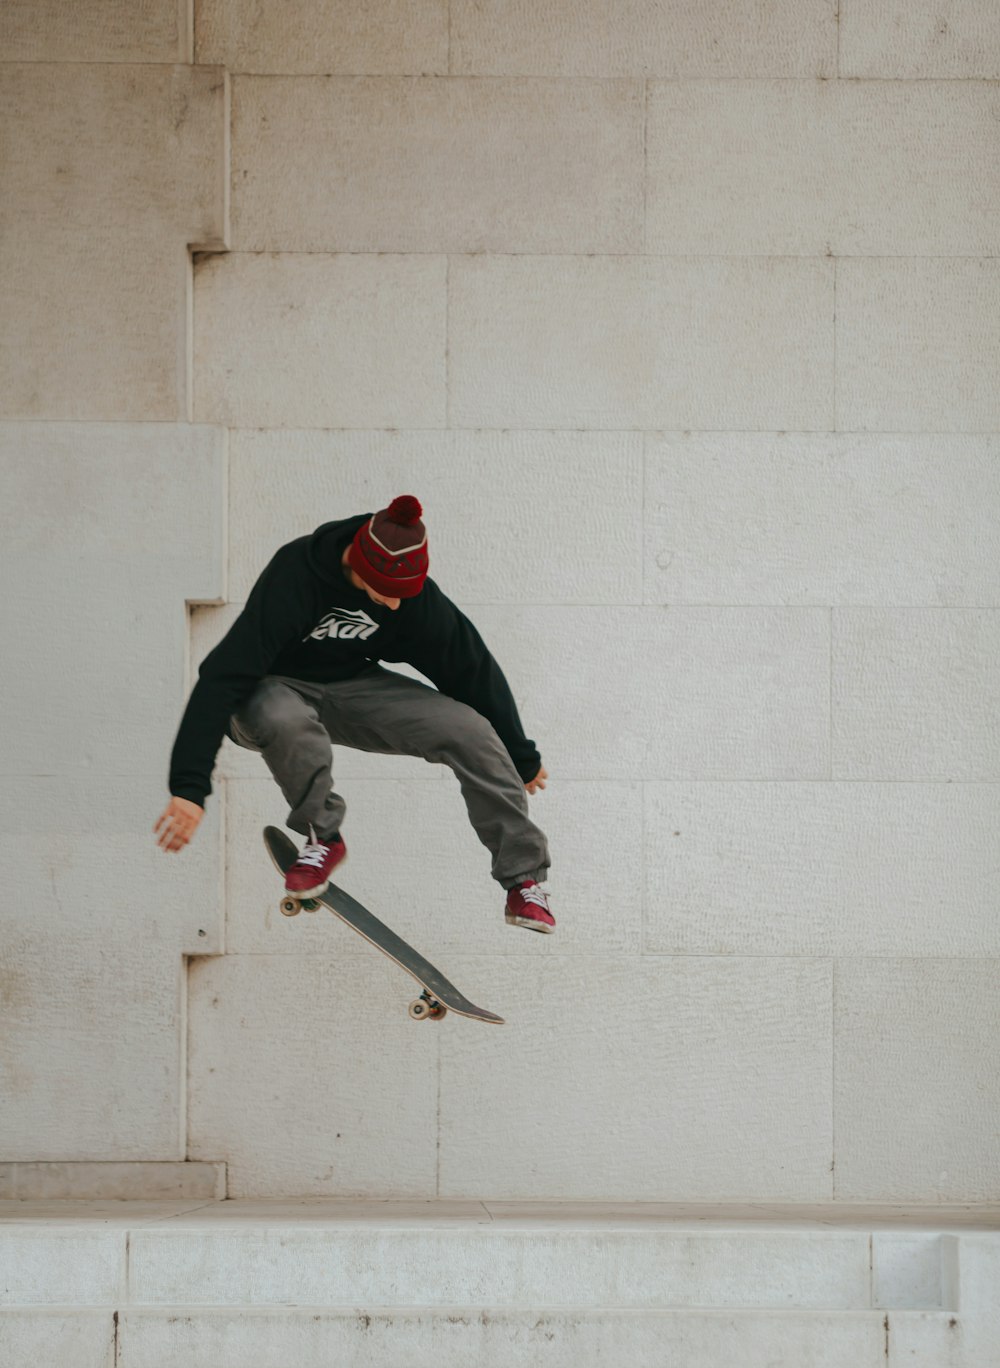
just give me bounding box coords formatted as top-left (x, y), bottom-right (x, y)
top-left (348, 495), bottom-right (429, 598)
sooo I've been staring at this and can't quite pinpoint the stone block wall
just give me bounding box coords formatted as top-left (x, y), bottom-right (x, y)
top-left (1, 0), bottom-right (998, 1200)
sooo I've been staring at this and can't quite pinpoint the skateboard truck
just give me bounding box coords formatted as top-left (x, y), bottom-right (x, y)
top-left (408, 990), bottom-right (447, 1022)
top-left (280, 894), bottom-right (319, 917)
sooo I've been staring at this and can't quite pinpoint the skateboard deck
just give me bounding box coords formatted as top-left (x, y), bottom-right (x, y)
top-left (263, 826), bottom-right (504, 1025)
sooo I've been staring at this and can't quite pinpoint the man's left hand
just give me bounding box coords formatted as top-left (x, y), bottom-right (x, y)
top-left (525, 765), bottom-right (548, 795)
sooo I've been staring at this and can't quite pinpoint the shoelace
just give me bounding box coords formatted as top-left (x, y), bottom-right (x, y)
top-left (516, 883), bottom-right (549, 911)
top-left (295, 840), bottom-right (331, 870)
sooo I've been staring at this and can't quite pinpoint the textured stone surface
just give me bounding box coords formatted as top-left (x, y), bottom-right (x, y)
top-left (194, 253), bottom-right (447, 428)
top-left (0, 1163), bottom-right (225, 1200)
top-left (1, 230), bottom-right (193, 423)
top-left (841, 1), bottom-right (1000, 78)
top-left (0, 423), bottom-right (225, 776)
top-left (128, 1221), bottom-right (868, 1306)
top-left (449, 256), bottom-right (834, 430)
top-left (0, 0), bottom-right (187, 62)
top-left (837, 259), bottom-right (1000, 432)
top-left (0, 423), bottom-right (225, 1160)
top-left (0, 64), bottom-right (224, 241)
top-left (644, 783), bottom-right (1000, 958)
top-left (462, 605), bottom-right (830, 781)
top-left (889, 1236), bottom-right (1000, 1365)
top-left (647, 81), bottom-right (1000, 257)
top-left (0, 1228), bottom-right (123, 1305)
top-left (834, 961), bottom-right (1000, 1202)
top-left (231, 76), bottom-right (643, 253)
top-left (194, 958), bottom-right (833, 1202)
top-left (0, 65), bottom-right (227, 420)
top-left (833, 611), bottom-right (1000, 779)
top-left (450, 0), bottom-right (838, 76)
top-left (0, 780), bottom-right (222, 1160)
top-left (186, 954), bottom-right (441, 1197)
top-left (116, 1307), bottom-right (888, 1368)
top-left (438, 956), bottom-right (834, 1200)
top-left (873, 1233), bottom-right (955, 1310)
top-left (0, 1311), bottom-right (114, 1368)
top-left (645, 433), bottom-right (1000, 607)
top-left (196, 0), bottom-right (448, 74)
top-left (226, 427), bottom-right (643, 603)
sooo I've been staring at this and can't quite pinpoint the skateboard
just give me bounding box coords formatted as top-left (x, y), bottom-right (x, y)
top-left (263, 826), bottom-right (504, 1026)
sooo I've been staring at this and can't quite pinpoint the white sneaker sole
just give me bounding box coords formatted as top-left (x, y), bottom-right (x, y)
top-left (285, 878), bottom-right (330, 899)
top-left (505, 913), bottom-right (555, 933)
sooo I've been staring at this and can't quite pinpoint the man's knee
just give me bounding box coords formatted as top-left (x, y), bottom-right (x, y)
top-left (234, 679), bottom-right (311, 748)
top-left (435, 708), bottom-right (508, 767)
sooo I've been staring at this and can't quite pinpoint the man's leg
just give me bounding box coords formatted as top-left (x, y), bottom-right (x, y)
top-left (229, 676), bottom-right (344, 839)
top-left (318, 668), bottom-right (550, 888)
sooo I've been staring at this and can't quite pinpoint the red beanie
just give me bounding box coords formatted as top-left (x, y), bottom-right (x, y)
top-left (348, 495), bottom-right (429, 598)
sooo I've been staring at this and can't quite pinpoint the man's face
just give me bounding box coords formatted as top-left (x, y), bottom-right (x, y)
top-left (354, 573), bottom-right (401, 611)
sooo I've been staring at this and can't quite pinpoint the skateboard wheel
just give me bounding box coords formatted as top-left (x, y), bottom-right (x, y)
top-left (408, 998), bottom-right (430, 1020)
top-left (279, 897), bottom-right (300, 918)
top-left (428, 1004), bottom-right (447, 1021)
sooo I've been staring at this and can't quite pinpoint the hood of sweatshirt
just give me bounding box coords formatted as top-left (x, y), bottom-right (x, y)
top-left (303, 513), bottom-right (372, 586)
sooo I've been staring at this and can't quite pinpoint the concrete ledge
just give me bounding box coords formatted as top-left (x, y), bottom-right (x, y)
top-left (1, 1204), bottom-right (997, 1367)
top-left (128, 1225), bottom-right (873, 1310)
top-left (2, 1200), bottom-right (997, 1309)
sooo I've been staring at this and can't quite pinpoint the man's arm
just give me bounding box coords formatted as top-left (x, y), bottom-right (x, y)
top-left (167, 552), bottom-right (311, 810)
top-left (402, 580), bottom-right (543, 784)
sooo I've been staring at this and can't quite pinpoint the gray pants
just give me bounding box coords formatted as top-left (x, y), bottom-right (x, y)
top-left (229, 667), bottom-right (550, 888)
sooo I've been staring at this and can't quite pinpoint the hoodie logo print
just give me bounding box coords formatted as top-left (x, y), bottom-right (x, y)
top-left (306, 607), bottom-right (380, 642)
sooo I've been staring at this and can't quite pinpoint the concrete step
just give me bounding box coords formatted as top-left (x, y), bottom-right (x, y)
top-left (1, 1201), bottom-right (998, 1367)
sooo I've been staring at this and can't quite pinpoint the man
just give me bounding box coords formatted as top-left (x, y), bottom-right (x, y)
top-left (154, 495), bottom-right (554, 932)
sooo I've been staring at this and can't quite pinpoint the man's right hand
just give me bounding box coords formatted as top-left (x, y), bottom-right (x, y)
top-left (154, 796), bottom-right (204, 852)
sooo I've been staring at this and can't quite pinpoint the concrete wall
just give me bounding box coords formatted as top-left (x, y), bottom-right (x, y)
top-left (1, 0), bottom-right (998, 1200)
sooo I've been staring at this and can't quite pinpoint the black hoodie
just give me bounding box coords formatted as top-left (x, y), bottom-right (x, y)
top-left (168, 514), bottom-right (542, 806)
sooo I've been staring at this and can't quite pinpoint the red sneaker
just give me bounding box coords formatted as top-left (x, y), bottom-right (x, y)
top-left (505, 880), bottom-right (555, 933)
top-left (284, 828), bottom-right (347, 897)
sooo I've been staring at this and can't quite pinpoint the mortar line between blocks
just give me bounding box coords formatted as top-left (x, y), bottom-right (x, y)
top-left (184, 243), bottom-right (194, 423)
top-left (642, 79), bottom-right (649, 255)
top-left (210, 249), bottom-right (1000, 260)
top-left (221, 423), bottom-right (231, 604)
top-left (833, 256), bottom-right (839, 431)
top-left (832, 959), bottom-right (839, 1202)
top-left (180, 949), bottom-right (189, 1161)
top-left (108, 69), bottom-right (1000, 81)
top-left (435, 1036), bottom-right (443, 1198)
top-left (640, 432), bottom-right (648, 616)
top-left (445, 255), bottom-right (451, 428)
top-left (10, 418), bottom-right (998, 436)
top-left (640, 783), bottom-right (648, 956)
top-left (829, 608), bottom-right (835, 780)
top-left (181, 0), bottom-right (193, 65)
top-left (835, 0), bottom-right (841, 79)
